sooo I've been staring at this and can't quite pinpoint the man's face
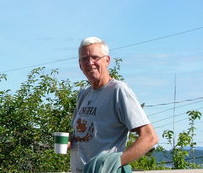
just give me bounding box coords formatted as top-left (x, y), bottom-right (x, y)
top-left (79, 43), bottom-right (110, 83)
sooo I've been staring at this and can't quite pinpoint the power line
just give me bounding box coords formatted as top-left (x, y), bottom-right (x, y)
top-left (1, 26), bottom-right (203, 74)
top-left (152, 106), bottom-right (203, 124)
top-left (0, 57), bottom-right (77, 74)
top-left (147, 99), bottom-right (203, 117)
top-left (155, 118), bottom-right (187, 129)
top-left (154, 107), bottom-right (203, 129)
top-left (146, 96), bottom-right (203, 107)
top-left (159, 141), bottom-right (203, 145)
top-left (110, 26), bottom-right (203, 51)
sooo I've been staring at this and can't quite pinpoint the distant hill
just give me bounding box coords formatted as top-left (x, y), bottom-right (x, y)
top-left (184, 146), bottom-right (203, 151)
top-left (152, 148), bottom-right (203, 166)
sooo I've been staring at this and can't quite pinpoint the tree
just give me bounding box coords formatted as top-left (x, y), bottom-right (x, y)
top-left (1, 59), bottom-right (202, 171)
top-left (0, 58), bottom-right (125, 172)
top-left (0, 67), bottom-right (75, 172)
top-left (162, 110), bottom-right (202, 169)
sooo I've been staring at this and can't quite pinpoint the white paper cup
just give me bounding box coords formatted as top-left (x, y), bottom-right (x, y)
top-left (53, 132), bottom-right (69, 154)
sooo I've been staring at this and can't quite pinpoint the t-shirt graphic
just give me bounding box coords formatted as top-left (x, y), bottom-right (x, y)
top-left (74, 106), bottom-right (96, 142)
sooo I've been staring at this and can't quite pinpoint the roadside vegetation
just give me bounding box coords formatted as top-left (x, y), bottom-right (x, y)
top-left (0, 59), bottom-right (202, 172)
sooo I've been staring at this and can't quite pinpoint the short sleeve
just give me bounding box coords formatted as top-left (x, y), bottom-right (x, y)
top-left (115, 82), bottom-right (150, 130)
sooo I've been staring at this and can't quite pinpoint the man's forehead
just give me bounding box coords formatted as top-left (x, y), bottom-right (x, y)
top-left (81, 43), bottom-right (102, 49)
top-left (80, 44), bottom-right (103, 54)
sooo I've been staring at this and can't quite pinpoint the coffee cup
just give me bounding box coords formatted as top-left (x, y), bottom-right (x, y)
top-left (54, 132), bottom-right (69, 154)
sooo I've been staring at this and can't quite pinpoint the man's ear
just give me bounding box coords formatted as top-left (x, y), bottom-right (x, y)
top-left (79, 61), bottom-right (82, 70)
top-left (106, 56), bottom-right (111, 66)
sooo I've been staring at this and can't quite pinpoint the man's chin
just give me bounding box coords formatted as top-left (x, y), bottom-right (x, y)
top-left (87, 75), bottom-right (99, 82)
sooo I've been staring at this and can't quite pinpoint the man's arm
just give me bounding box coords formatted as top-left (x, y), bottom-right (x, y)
top-left (121, 124), bottom-right (159, 165)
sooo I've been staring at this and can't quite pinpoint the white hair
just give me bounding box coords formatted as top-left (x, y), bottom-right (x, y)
top-left (78, 37), bottom-right (109, 57)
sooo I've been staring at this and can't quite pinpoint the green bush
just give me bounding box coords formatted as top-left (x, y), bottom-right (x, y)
top-left (0, 67), bottom-right (75, 172)
top-left (1, 59), bottom-right (202, 171)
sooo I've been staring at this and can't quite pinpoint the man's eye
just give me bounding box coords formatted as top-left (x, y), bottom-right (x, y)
top-left (81, 57), bottom-right (88, 60)
top-left (91, 56), bottom-right (99, 60)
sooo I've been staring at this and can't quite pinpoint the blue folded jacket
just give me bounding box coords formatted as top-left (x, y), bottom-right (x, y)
top-left (83, 152), bottom-right (132, 173)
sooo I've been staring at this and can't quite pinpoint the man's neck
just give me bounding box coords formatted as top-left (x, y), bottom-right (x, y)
top-left (91, 75), bottom-right (112, 90)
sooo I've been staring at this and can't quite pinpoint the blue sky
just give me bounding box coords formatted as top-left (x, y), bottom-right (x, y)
top-left (0, 0), bottom-right (203, 150)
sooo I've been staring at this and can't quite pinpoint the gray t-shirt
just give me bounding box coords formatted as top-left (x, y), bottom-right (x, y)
top-left (70, 79), bottom-right (150, 173)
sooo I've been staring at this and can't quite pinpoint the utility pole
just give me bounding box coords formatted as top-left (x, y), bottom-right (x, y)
top-left (172, 74), bottom-right (177, 149)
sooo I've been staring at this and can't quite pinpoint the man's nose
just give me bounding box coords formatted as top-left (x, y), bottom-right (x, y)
top-left (86, 57), bottom-right (95, 65)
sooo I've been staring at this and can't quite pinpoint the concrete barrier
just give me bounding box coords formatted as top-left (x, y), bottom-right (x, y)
top-left (64, 169), bottom-right (203, 172)
top-left (132, 169), bottom-right (203, 173)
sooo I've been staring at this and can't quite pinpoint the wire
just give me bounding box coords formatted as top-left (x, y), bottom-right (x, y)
top-left (155, 118), bottom-right (188, 129)
top-left (146, 97), bottom-right (203, 107)
top-left (0, 57), bottom-right (77, 74)
top-left (155, 107), bottom-right (203, 129)
top-left (1, 26), bottom-right (203, 74)
top-left (152, 106), bottom-right (203, 124)
top-left (158, 141), bottom-right (203, 144)
top-left (110, 27), bottom-right (203, 51)
top-left (148, 99), bottom-right (203, 117)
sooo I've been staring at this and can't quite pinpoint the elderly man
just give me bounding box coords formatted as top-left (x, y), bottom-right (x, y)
top-left (70, 37), bottom-right (158, 173)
